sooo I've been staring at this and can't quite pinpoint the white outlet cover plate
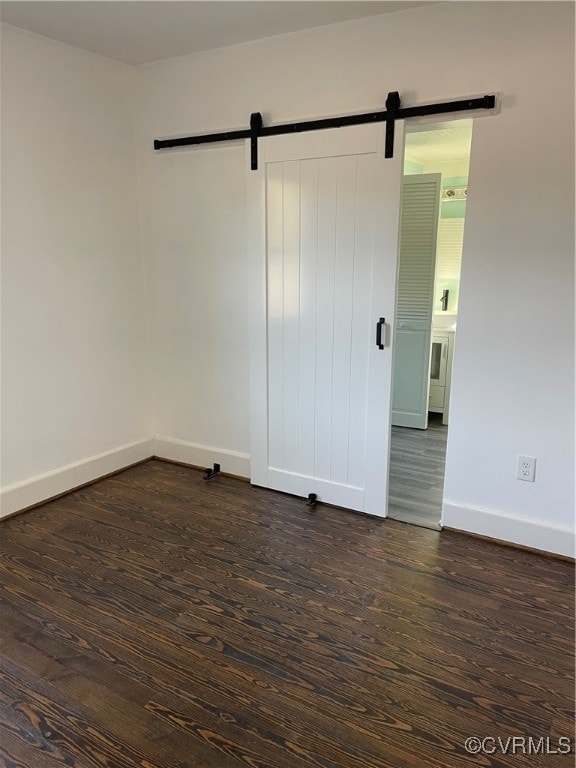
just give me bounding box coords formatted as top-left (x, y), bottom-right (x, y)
top-left (517, 455), bottom-right (536, 482)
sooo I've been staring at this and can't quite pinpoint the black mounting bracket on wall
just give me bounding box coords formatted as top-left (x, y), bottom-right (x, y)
top-left (154, 91), bottom-right (496, 170)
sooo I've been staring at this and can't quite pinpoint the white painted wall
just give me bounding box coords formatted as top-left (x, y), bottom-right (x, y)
top-left (1, 26), bottom-right (151, 515)
top-left (143, 148), bottom-right (250, 472)
top-left (135, 2), bottom-right (574, 555)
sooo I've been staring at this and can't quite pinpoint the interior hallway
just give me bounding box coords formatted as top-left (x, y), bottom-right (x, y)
top-left (388, 413), bottom-right (447, 530)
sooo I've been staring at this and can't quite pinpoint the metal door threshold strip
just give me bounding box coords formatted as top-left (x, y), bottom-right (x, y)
top-left (153, 91), bottom-right (496, 169)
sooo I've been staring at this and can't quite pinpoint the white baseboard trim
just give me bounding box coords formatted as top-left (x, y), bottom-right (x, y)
top-left (153, 437), bottom-right (250, 479)
top-left (442, 500), bottom-right (575, 558)
top-left (0, 438), bottom-right (154, 519)
top-left (5, 442), bottom-right (571, 560)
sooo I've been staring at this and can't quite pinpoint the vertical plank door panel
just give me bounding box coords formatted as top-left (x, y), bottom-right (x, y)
top-left (249, 124), bottom-right (403, 514)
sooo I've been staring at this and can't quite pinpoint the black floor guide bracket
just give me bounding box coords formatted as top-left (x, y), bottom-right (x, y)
top-left (306, 493), bottom-right (318, 508)
top-left (203, 463), bottom-right (221, 480)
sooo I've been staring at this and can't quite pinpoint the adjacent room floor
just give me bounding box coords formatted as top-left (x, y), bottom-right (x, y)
top-left (388, 413), bottom-right (448, 530)
top-left (0, 460), bottom-right (573, 768)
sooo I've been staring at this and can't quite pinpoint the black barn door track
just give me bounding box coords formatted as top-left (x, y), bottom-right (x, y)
top-left (154, 91), bottom-right (496, 170)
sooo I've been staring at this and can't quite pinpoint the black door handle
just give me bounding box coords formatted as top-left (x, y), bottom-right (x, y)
top-left (376, 317), bottom-right (385, 349)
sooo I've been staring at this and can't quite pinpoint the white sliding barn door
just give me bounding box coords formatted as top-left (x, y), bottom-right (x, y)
top-left (247, 125), bottom-right (403, 516)
top-left (392, 174), bottom-right (441, 429)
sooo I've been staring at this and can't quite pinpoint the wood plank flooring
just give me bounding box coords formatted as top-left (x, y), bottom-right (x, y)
top-left (0, 459), bottom-right (574, 768)
top-left (388, 414), bottom-right (447, 530)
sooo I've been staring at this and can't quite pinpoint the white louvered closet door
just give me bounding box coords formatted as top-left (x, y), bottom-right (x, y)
top-left (391, 174), bottom-right (441, 429)
top-left (247, 124), bottom-right (403, 516)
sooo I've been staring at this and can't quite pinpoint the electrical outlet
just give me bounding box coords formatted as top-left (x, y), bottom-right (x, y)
top-left (517, 455), bottom-right (536, 482)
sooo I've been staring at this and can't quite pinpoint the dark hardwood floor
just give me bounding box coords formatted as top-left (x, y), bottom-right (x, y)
top-left (0, 459), bottom-right (573, 768)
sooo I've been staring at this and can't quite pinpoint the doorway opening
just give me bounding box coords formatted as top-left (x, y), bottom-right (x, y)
top-left (387, 119), bottom-right (473, 530)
